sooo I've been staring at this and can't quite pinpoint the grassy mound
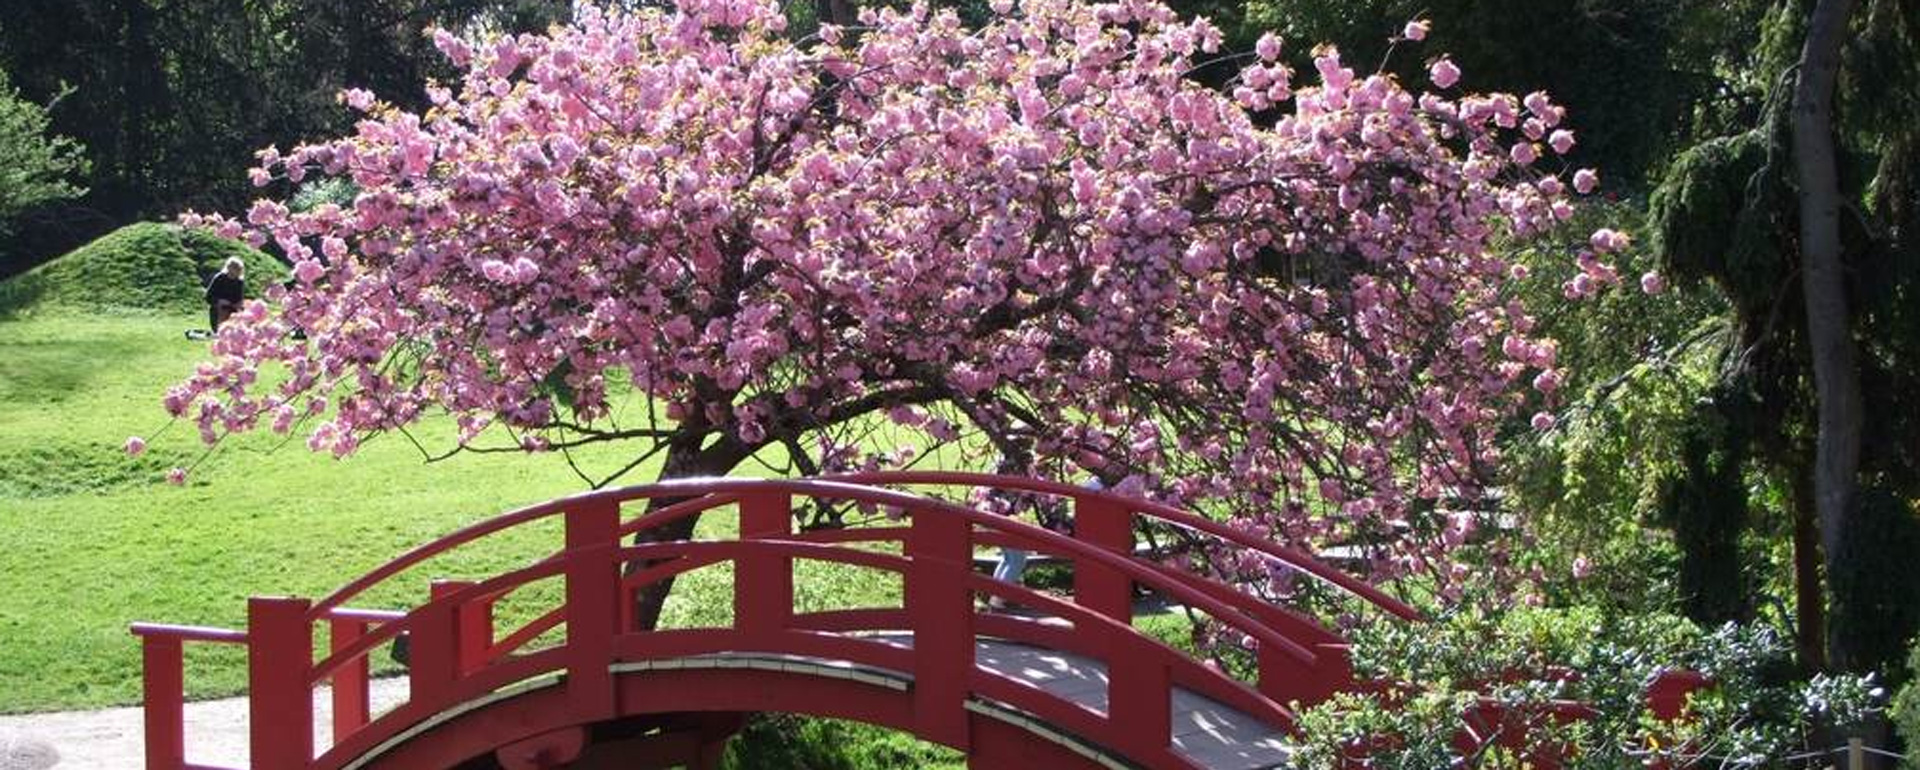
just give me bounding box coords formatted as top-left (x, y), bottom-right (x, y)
top-left (0, 222), bottom-right (286, 315)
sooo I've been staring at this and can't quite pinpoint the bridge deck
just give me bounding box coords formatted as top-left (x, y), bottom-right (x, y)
top-left (622, 632), bottom-right (1294, 770)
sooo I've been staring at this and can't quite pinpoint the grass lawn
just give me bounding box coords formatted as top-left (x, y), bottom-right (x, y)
top-left (0, 309), bottom-right (915, 714)
top-left (0, 305), bottom-right (1221, 769)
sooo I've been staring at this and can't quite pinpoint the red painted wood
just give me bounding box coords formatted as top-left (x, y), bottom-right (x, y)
top-left (327, 617), bottom-right (370, 743)
top-left (247, 596), bottom-right (314, 770)
top-left (409, 595), bottom-right (460, 708)
top-left (495, 726), bottom-right (586, 769)
top-left (965, 710), bottom-right (1113, 770)
top-left (1073, 495), bottom-right (1135, 624)
top-left (431, 580), bottom-right (494, 673)
top-left (829, 472), bottom-right (1422, 620)
top-left (908, 510), bottom-right (974, 749)
top-left (736, 491), bottom-right (793, 634)
top-left (140, 637), bottom-right (185, 770)
top-left (563, 498), bottom-right (621, 723)
top-left (134, 474), bottom-right (1457, 770)
top-left (1107, 634), bottom-right (1173, 756)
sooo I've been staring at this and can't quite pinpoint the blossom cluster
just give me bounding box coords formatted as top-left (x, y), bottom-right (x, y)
top-left (162, 0), bottom-right (1627, 594)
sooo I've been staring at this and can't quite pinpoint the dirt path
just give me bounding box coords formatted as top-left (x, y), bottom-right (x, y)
top-left (0, 679), bottom-right (410, 769)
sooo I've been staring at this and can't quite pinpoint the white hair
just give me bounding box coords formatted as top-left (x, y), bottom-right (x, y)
top-left (223, 257), bottom-right (245, 275)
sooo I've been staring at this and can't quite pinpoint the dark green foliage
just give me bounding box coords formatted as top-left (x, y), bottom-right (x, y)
top-left (1235, 0), bottom-right (1740, 187)
top-left (1646, 133), bottom-right (1785, 309)
top-left (1295, 607), bottom-right (1879, 768)
top-left (0, 0), bottom-right (568, 273)
top-left (1896, 640), bottom-right (1920, 767)
top-left (1657, 385), bottom-right (1757, 626)
top-left (0, 222), bottom-right (285, 315)
top-left (720, 715), bottom-right (964, 770)
top-left (1637, 0), bottom-right (1920, 680)
top-left (1501, 202), bottom-right (1725, 617)
top-left (1827, 487), bottom-right (1920, 689)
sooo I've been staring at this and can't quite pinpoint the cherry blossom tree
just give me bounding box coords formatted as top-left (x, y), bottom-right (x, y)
top-left (156, 0), bottom-right (1628, 621)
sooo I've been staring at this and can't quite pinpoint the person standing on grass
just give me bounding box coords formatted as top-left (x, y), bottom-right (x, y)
top-left (990, 468), bottom-right (1102, 608)
top-left (203, 256), bottom-right (245, 332)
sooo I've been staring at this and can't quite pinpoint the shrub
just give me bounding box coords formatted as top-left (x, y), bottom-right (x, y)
top-left (0, 222), bottom-right (283, 314)
top-left (720, 715), bottom-right (963, 770)
top-left (1896, 640), bottom-right (1920, 768)
top-left (1293, 607), bottom-right (1880, 769)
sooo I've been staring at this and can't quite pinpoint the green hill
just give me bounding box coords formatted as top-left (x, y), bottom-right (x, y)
top-left (0, 222), bottom-right (286, 315)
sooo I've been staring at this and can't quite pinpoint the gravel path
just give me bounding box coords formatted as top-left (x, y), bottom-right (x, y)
top-left (0, 679), bottom-right (411, 769)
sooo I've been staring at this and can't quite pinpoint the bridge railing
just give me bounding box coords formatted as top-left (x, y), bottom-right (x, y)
top-left (134, 475), bottom-right (1398, 770)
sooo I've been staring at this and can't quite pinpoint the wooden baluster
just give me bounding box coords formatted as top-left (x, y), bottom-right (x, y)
top-left (564, 499), bottom-right (621, 722)
top-left (736, 491), bottom-right (793, 638)
top-left (248, 596), bottom-right (314, 770)
top-left (139, 636), bottom-right (186, 770)
top-left (907, 509), bottom-right (973, 749)
top-left (1073, 495), bottom-right (1133, 624)
top-left (328, 617), bottom-right (370, 744)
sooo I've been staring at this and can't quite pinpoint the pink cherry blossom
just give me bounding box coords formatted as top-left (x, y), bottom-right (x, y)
top-left (165, 467), bottom-right (188, 485)
top-left (293, 260), bottom-right (325, 284)
top-left (1255, 32), bottom-right (1282, 62)
top-left (124, 436), bottom-right (147, 456)
top-left (165, 0), bottom-right (1625, 599)
top-left (340, 88), bottom-right (376, 112)
top-left (1573, 168), bottom-right (1599, 194)
top-left (1531, 412), bottom-right (1557, 431)
top-left (1549, 130), bottom-right (1576, 155)
top-left (1641, 271), bottom-right (1668, 295)
top-left (1402, 20), bottom-right (1430, 42)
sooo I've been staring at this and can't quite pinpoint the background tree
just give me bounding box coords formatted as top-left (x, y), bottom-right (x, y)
top-left (0, 70), bottom-right (88, 240)
top-left (1644, 0), bottom-right (1920, 683)
top-left (0, 0), bottom-right (568, 277)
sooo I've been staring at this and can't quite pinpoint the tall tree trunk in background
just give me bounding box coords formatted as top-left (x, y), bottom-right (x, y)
top-left (1790, 0), bottom-right (1864, 673)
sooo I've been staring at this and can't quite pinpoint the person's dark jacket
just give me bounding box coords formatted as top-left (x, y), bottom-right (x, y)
top-left (205, 273), bottom-right (244, 305)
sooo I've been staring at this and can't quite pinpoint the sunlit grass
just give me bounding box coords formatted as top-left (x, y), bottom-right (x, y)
top-left (0, 311), bottom-right (917, 711)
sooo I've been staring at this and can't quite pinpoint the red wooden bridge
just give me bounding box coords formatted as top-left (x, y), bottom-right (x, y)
top-left (131, 473), bottom-right (1420, 770)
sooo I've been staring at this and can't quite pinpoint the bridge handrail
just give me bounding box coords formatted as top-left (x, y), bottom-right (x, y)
top-left (824, 471), bottom-right (1422, 621)
top-left (312, 473), bottom-right (1416, 628)
top-left (309, 489), bottom-right (735, 618)
top-left (310, 533), bottom-right (1298, 763)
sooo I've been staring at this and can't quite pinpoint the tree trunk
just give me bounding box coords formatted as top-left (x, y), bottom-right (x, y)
top-left (629, 438), bottom-right (752, 632)
top-left (812, 0), bottom-right (856, 27)
top-left (1790, 0), bottom-right (1864, 673)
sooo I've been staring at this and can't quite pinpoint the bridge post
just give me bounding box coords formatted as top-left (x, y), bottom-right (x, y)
top-left (410, 592), bottom-right (461, 707)
top-left (907, 510), bottom-right (973, 749)
top-left (564, 498), bottom-right (622, 722)
top-left (1261, 641), bottom-right (1356, 707)
top-left (247, 596), bottom-right (313, 770)
top-left (736, 491), bottom-right (793, 636)
top-left (138, 636), bottom-right (185, 770)
top-left (1072, 495), bottom-right (1133, 624)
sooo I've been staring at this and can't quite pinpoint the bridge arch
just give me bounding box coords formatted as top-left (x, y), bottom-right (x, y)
top-left (132, 473), bottom-right (1417, 770)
